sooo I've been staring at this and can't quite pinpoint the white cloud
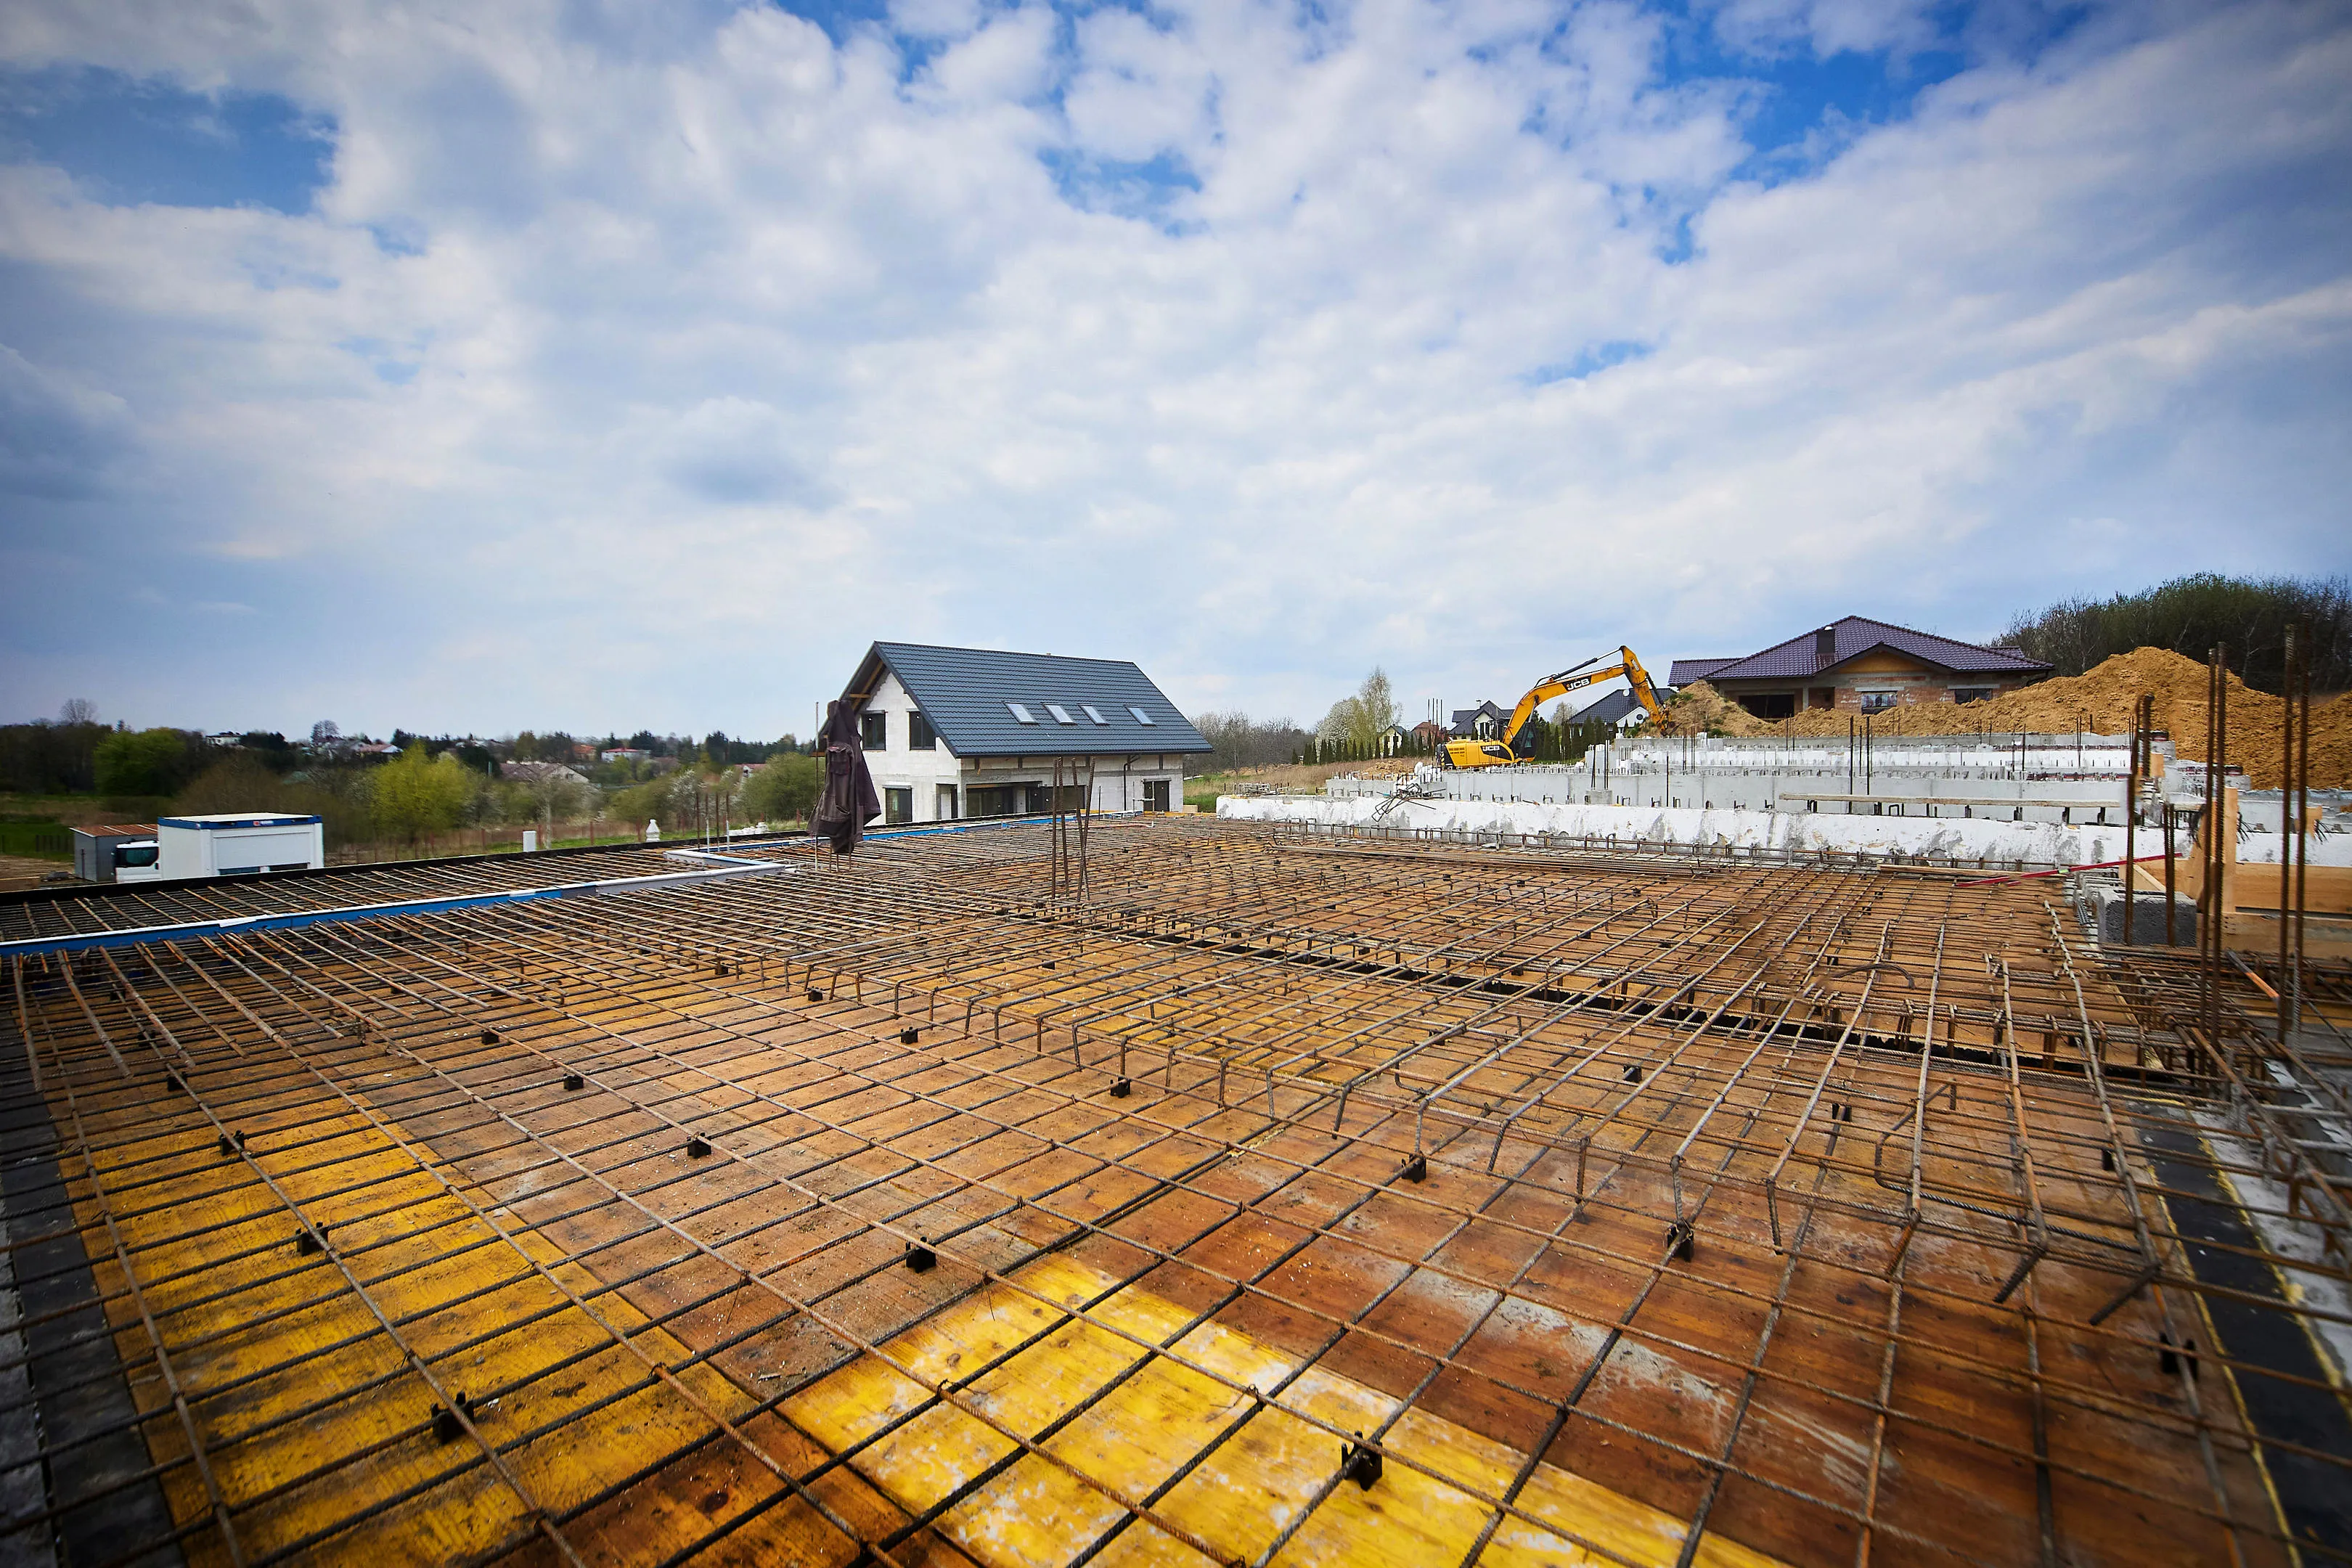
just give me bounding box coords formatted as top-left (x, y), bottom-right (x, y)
top-left (0, 0), bottom-right (2344, 738)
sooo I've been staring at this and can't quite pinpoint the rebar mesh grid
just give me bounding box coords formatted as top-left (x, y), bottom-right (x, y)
top-left (2, 817), bottom-right (2345, 1568)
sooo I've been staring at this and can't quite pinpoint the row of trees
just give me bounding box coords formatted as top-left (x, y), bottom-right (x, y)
top-left (164, 744), bottom-right (828, 852)
top-left (1191, 711), bottom-right (1313, 772)
top-left (2000, 572), bottom-right (2351, 694)
top-left (1, 701), bottom-right (812, 801)
top-left (1290, 712), bottom-right (1614, 766)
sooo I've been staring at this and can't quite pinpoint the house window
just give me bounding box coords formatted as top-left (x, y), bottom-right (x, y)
top-left (884, 786), bottom-right (912, 824)
top-left (910, 711), bottom-right (939, 749)
top-left (967, 784), bottom-right (1021, 817)
top-left (1144, 779), bottom-right (1172, 812)
top-left (1951, 687), bottom-right (1994, 705)
top-left (1858, 690), bottom-right (1898, 714)
top-left (1045, 703), bottom-right (1077, 724)
top-left (860, 711), bottom-right (888, 749)
top-left (1007, 702), bottom-right (1037, 724)
top-left (1129, 706), bottom-right (1155, 725)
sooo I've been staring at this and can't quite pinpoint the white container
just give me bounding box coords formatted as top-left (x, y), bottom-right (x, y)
top-left (155, 814), bottom-right (325, 880)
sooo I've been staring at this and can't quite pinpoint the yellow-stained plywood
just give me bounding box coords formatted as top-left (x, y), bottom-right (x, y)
top-left (70, 1104), bottom-right (786, 1567)
top-left (783, 1255), bottom-right (1791, 1568)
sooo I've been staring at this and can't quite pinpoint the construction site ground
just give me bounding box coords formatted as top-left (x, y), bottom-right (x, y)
top-left (2, 817), bottom-right (2346, 1568)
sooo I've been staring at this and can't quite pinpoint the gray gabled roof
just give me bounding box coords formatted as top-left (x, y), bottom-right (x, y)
top-left (843, 642), bottom-right (1212, 759)
top-left (1570, 690), bottom-right (1641, 724)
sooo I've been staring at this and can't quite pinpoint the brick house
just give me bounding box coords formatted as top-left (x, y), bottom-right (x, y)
top-left (1670, 617), bottom-right (2051, 719)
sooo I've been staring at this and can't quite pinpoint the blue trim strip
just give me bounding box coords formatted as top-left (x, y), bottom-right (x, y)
top-left (3, 809), bottom-right (1142, 960)
top-left (0, 860), bottom-right (785, 960)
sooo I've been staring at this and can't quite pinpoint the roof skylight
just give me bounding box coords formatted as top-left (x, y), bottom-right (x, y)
top-left (1007, 702), bottom-right (1037, 724)
top-left (1129, 706), bottom-right (1155, 725)
top-left (1081, 705), bottom-right (1108, 724)
top-left (1045, 703), bottom-right (1076, 724)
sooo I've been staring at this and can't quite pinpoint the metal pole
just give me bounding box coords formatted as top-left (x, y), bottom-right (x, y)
top-left (2279, 625), bottom-right (2294, 1042)
top-left (2292, 622), bottom-right (2309, 1034)
top-left (2164, 799), bottom-right (2177, 947)
top-left (2124, 696), bottom-right (2139, 948)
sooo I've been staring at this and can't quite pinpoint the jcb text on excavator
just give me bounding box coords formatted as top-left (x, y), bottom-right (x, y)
top-left (1440, 647), bottom-right (1667, 769)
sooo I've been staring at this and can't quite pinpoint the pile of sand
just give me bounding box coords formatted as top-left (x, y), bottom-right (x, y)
top-left (1649, 681), bottom-right (1776, 738)
top-left (1764, 648), bottom-right (2345, 788)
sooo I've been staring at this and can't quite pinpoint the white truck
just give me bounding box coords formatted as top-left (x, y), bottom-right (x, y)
top-left (155, 814), bottom-right (325, 880)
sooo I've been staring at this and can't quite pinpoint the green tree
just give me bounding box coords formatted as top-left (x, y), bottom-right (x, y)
top-left (94, 728), bottom-right (206, 796)
top-left (740, 752), bottom-right (820, 825)
top-left (174, 754), bottom-right (286, 816)
top-left (1315, 667), bottom-right (1400, 749)
top-left (369, 746), bottom-right (477, 844)
top-left (2001, 572), bottom-right (2350, 694)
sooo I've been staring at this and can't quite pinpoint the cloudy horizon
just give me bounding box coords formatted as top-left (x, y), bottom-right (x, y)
top-left (1, 0), bottom-right (2346, 742)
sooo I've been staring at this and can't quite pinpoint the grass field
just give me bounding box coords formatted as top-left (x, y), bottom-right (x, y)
top-left (1183, 761), bottom-right (1375, 810)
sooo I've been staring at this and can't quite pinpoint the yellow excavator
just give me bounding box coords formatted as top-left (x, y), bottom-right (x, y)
top-left (1441, 646), bottom-right (1668, 768)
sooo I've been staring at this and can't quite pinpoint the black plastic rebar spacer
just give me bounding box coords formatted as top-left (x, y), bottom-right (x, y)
top-left (165, 1074), bottom-right (183, 1093)
top-left (430, 1392), bottom-right (474, 1443)
top-left (1623, 1064), bottom-right (1642, 1083)
top-left (1043, 960), bottom-right (1057, 969)
top-left (1666, 1221), bottom-right (1696, 1263)
top-left (1340, 1433), bottom-right (1383, 1490)
top-left (714, 962), bottom-right (730, 977)
top-left (807, 988), bottom-right (825, 1003)
top-left (905, 1240), bottom-right (937, 1273)
top-left (296, 1228), bottom-right (325, 1256)
top-left (2159, 1331), bottom-right (2200, 1380)
top-left (219, 1134), bottom-right (236, 1157)
top-left (1401, 1153), bottom-right (1427, 1183)
top-left (901, 1026), bottom-right (920, 1045)
top-left (2101, 1148), bottom-right (2115, 1172)
top-left (563, 1074), bottom-right (584, 1092)
top-left (481, 1029), bottom-right (499, 1045)
top-left (687, 1138), bottom-right (712, 1159)
top-left (1111, 1077), bottom-right (1132, 1099)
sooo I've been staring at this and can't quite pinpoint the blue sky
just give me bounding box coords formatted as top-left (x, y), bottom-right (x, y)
top-left (0, 0), bottom-right (2345, 740)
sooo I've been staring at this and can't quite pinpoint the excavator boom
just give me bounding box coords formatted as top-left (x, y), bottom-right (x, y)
top-left (1441, 645), bottom-right (1667, 769)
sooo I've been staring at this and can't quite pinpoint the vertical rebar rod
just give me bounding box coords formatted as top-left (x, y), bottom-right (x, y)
top-left (2125, 696), bottom-right (2139, 949)
top-left (2279, 624), bottom-right (2294, 1042)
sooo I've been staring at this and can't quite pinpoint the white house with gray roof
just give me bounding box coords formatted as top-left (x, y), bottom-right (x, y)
top-left (840, 642), bottom-right (1212, 825)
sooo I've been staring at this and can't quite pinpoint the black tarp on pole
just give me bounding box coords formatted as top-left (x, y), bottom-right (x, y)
top-left (812, 699), bottom-right (881, 855)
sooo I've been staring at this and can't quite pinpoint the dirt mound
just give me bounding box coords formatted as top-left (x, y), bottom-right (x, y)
top-left (1768, 648), bottom-right (2345, 788)
top-left (1650, 681), bottom-right (1776, 738)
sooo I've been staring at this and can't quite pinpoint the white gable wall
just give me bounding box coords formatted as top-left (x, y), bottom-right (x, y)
top-left (862, 671), bottom-right (964, 822)
top-left (862, 671), bottom-right (1187, 823)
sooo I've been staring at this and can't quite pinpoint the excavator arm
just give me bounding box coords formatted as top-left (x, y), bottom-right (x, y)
top-left (1440, 645), bottom-right (1669, 768)
top-left (1497, 646), bottom-right (1667, 750)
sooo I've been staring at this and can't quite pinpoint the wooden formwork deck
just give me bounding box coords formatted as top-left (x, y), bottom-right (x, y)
top-left (1, 818), bottom-right (2345, 1567)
